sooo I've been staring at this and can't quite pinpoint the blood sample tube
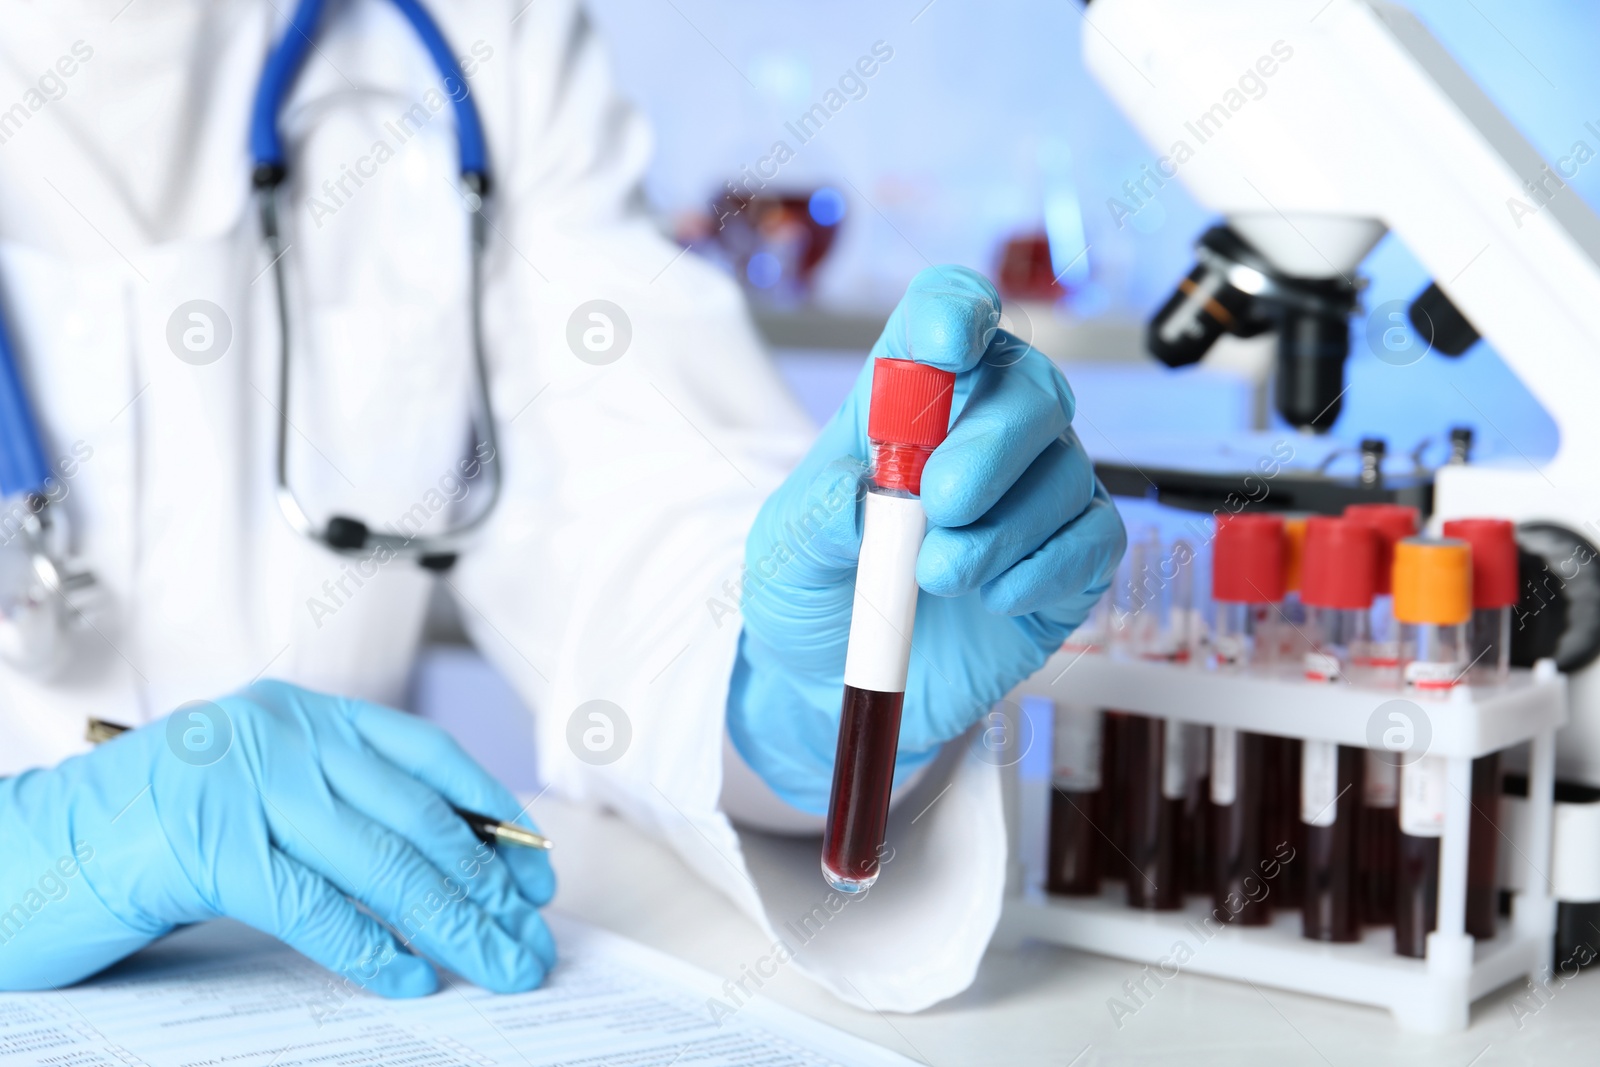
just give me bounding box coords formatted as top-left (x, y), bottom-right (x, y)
top-left (1209, 513), bottom-right (1285, 926)
top-left (1169, 540), bottom-right (1212, 895)
top-left (1046, 699), bottom-right (1104, 896)
top-left (1391, 537), bottom-right (1473, 957)
top-left (1266, 521), bottom-right (1307, 908)
top-left (1099, 548), bottom-right (1141, 884)
top-left (1442, 518), bottom-right (1520, 940)
top-left (1125, 534), bottom-right (1192, 910)
top-left (1125, 714), bottom-right (1183, 909)
top-left (1048, 593), bottom-right (1111, 896)
top-left (1344, 503), bottom-right (1418, 926)
top-left (1298, 517), bottom-right (1378, 941)
top-left (822, 357), bottom-right (954, 894)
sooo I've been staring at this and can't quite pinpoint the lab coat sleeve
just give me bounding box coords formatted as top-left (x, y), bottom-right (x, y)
top-left (447, 0), bottom-right (1007, 1012)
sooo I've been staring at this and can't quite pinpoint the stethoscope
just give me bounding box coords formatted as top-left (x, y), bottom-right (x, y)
top-left (0, 0), bottom-right (500, 677)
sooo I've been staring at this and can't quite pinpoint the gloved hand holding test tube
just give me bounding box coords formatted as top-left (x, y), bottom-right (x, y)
top-left (730, 266), bottom-right (1128, 891)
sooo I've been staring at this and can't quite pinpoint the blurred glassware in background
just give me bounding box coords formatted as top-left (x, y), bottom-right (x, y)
top-left (678, 186), bottom-right (845, 306)
top-left (589, 0), bottom-right (1583, 460)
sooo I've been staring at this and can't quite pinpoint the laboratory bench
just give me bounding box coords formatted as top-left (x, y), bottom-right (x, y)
top-left (529, 793), bottom-right (1600, 1067)
top-left (413, 646), bottom-right (1600, 1067)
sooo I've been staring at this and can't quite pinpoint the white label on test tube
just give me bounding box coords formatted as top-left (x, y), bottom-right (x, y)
top-left (1051, 703), bottom-right (1102, 792)
top-left (1301, 740), bottom-right (1339, 827)
top-left (1404, 660), bottom-right (1462, 691)
top-left (1211, 726), bottom-right (1238, 806)
top-left (1162, 718), bottom-right (1189, 801)
top-left (1303, 651), bottom-right (1341, 683)
top-left (1213, 634), bottom-right (1246, 667)
top-left (843, 491), bottom-right (926, 694)
top-left (1399, 755), bottom-right (1448, 837)
top-left (1365, 751), bottom-right (1399, 807)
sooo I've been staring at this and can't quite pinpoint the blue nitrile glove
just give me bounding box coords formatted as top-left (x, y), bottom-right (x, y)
top-left (0, 680), bottom-right (554, 995)
top-left (728, 266), bottom-right (1126, 813)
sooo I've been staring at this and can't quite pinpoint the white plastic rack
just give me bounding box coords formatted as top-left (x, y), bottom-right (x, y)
top-left (996, 651), bottom-right (1566, 1033)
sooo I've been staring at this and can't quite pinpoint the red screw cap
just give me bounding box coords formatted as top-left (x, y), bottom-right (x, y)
top-left (1301, 516), bottom-right (1378, 610)
top-left (1213, 513), bottom-right (1286, 604)
top-left (1442, 518), bottom-right (1519, 608)
top-left (1343, 503), bottom-right (1419, 595)
top-left (868, 358), bottom-right (955, 494)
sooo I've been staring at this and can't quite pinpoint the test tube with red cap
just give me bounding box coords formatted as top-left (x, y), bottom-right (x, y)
top-left (1344, 502), bottom-right (1418, 926)
top-left (821, 357), bottom-right (955, 894)
top-left (1442, 518), bottom-right (1518, 685)
top-left (1391, 537), bottom-right (1473, 957)
top-left (1209, 513), bottom-right (1284, 926)
top-left (1297, 516), bottom-right (1378, 942)
top-left (1442, 517), bottom-right (1519, 939)
top-left (1343, 503), bottom-right (1419, 678)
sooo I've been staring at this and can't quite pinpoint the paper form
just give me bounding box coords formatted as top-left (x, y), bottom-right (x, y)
top-left (0, 914), bottom-right (915, 1067)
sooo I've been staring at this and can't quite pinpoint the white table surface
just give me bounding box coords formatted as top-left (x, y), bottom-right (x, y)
top-left (527, 793), bottom-right (1600, 1067)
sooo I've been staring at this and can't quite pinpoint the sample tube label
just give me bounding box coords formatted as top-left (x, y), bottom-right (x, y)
top-left (1303, 651), bottom-right (1341, 684)
top-left (1399, 755), bottom-right (1448, 837)
top-left (1161, 717), bottom-right (1191, 801)
top-left (1364, 751), bottom-right (1399, 808)
top-left (1301, 740), bottom-right (1339, 827)
top-left (1403, 660), bottom-right (1462, 691)
top-left (1051, 703), bottom-right (1102, 792)
top-left (1213, 634), bottom-right (1247, 667)
top-left (843, 491), bottom-right (926, 693)
top-left (1211, 726), bottom-right (1238, 806)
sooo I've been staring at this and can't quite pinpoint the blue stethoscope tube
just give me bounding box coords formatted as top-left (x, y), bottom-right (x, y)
top-left (0, 320), bottom-right (49, 499)
top-left (0, 0), bottom-right (493, 506)
top-left (249, 0), bottom-right (488, 186)
top-left (0, 0), bottom-right (499, 678)
top-left (253, 0), bottom-right (501, 565)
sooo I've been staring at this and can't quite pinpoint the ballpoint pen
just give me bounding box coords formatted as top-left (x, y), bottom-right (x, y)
top-left (85, 717), bottom-right (552, 850)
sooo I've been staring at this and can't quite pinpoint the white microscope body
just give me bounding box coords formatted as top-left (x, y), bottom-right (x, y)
top-left (1083, 0), bottom-right (1600, 788)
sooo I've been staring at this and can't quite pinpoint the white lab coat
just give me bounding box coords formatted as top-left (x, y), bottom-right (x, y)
top-left (0, 0), bottom-right (1006, 1011)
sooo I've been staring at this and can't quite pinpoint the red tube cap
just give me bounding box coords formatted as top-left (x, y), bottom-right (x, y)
top-left (1343, 503), bottom-right (1419, 594)
top-left (868, 358), bottom-right (955, 448)
top-left (868, 358), bottom-right (955, 494)
top-left (1442, 518), bottom-right (1519, 608)
top-left (1213, 513), bottom-right (1286, 603)
top-left (1301, 516), bottom-right (1378, 610)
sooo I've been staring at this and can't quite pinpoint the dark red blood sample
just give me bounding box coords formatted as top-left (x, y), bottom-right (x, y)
top-left (1360, 803), bottom-right (1399, 925)
top-left (1047, 713), bottom-right (1106, 897)
top-left (1102, 711), bottom-right (1132, 882)
top-left (1047, 787), bottom-right (1102, 896)
top-left (1467, 753), bottom-right (1501, 940)
top-left (1264, 736), bottom-right (1303, 908)
top-left (1124, 716), bottom-right (1181, 910)
top-left (1181, 760), bottom-right (1212, 896)
top-left (1395, 833), bottom-right (1440, 957)
top-left (822, 685), bottom-right (904, 891)
top-left (1302, 745), bottom-right (1365, 942)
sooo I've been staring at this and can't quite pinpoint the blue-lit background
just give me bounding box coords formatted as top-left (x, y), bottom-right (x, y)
top-left (585, 0), bottom-right (1599, 465)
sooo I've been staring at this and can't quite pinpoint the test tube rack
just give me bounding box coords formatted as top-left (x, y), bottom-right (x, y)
top-left (995, 651), bottom-right (1566, 1033)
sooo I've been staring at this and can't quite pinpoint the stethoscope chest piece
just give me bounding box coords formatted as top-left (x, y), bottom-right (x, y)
top-left (0, 509), bottom-right (96, 678)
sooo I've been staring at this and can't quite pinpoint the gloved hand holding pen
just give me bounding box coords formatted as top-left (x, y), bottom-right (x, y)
top-left (728, 265), bottom-right (1127, 811)
top-left (0, 681), bottom-right (555, 995)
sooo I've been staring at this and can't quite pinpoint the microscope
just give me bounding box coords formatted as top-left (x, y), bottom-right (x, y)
top-left (1083, 0), bottom-right (1600, 941)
